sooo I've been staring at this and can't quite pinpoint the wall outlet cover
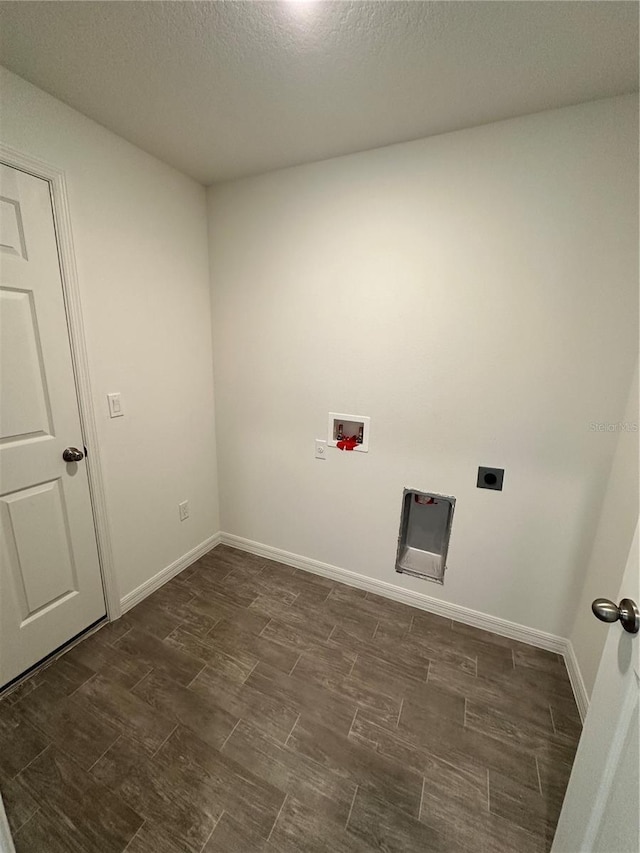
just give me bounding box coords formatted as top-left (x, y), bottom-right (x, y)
top-left (477, 466), bottom-right (505, 491)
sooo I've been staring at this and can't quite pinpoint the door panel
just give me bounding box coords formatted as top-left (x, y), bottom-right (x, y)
top-left (0, 287), bottom-right (53, 443)
top-left (0, 163), bottom-right (105, 687)
top-left (1, 479), bottom-right (78, 618)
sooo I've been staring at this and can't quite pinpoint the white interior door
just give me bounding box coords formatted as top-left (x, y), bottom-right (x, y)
top-left (551, 522), bottom-right (639, 853)
top-left (0, 163), bottom-right (105, 688)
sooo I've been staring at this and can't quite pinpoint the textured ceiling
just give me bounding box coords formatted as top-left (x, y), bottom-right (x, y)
top-left (0, 1), bottom-right (637, 184)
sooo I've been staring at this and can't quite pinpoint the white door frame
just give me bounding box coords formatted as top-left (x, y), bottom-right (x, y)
top-left (0, 143), bottom-right (121, 621)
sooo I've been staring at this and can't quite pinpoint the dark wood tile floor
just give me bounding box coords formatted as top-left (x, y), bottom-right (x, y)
top-left (0, 546), bottom-right (582, 852)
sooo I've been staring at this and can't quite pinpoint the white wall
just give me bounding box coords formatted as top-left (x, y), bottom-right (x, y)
top-left (570, 362), bottom-right (639, 696)
top-left (208, 95), bottom-right (638, 638)
top-left (0, 67), bottom-right (220, 600)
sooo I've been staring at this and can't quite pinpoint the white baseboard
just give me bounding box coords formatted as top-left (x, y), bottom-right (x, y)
top-left (219, 532), bottom-right (567, 654)
top-left (561, 639), bottom-right (590, 722)
top-left (120, 532), bottom-right (221, 613)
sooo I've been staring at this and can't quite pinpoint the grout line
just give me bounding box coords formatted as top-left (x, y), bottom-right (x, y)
top-left (258, 618), bottom-right (273, 638)
top-left (288, 654), bottom-right (302, 677)
top-left (372, 621), bottom-right (380, 641)
top-left (267, 794), bottom-right (288, 842)
top-left (68, 671), bottom-right (97, 696)
top-left (12, 806), bottom-right (40, 840)
top-left (15, 742), bottom-right (52, 781)
top-left (548, 704), bottom-right (557, 735)
top-left (474, 656), bottom-right (479, 678)
top-left (486, 769), bottom-right (491, 811)
top-left (425, 660), bottom-right (431, 684)
top-left (242, 660), bottom-right (259, 685)
top-left (463, 697), bottom-right (468, 728)
top-left (535, 756), bottom-right (543, 796)
top-left (419, 777), bottom-right (425, 822)
top-left (284, 713), bottom-right (300, 747)
top-left (347, 653), bottom-right (357, 679)
top-left (408, 614), bottom-right (415, 634)
top-left (511, 649), bottom-right (516, 670)
top-left (198, 811), bottom-right (223, 853)
top-left (347, 707), bottom-right (359, 740)
top-left (185, 662), bottom-right (207, 690)
top-left (219, 719), bottom-right (241, 752)
top-left (151, 723), bottom-right (178, 758)
top-left (122, 819), bottom-right (146, 853)
top-left (345, 785), bottom-right (359, 829)
top-left (328, 624), bottom-right (337, 641)
top-left (396, 697), bottom-right (404, 729)
top-left (87, 733), bottom-right (121, 774)
top-left (128, 666), bottom-right (154, 693)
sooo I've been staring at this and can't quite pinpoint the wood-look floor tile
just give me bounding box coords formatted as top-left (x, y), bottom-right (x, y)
top-left (36, 655), bottom-right (95, 696)
top-left (549, 696), bottom-right (582, 745)
top-left (251, 597), bottom-right (337, 642)
top-left (115, 628), bottom-right (204, 686)
top-left (287, 715), bottom-right (424, 817)
top-left (393, 702), bottom-right (540, 792)
top-left (75, 672), bottom-right (175, 753)
top-left (12, 680), bottom-right (121, 770)
top-left (398, 685), bottom-right (466, 732)
top-left (205, 618), bottom-right (300, 674)
top-left (202, 812), bottom-right (267, 852)
top-left (351, 710), bottom-right (489, 814)
top-left (19, 746), bottom-right (143, 853)
top-left (61, 630), bottom-right (151, 689)
top-left (190, 665), bottom-right (299, 742)
top-left (249, 591), bottom-right (299, 619)
top-left (124, 821), bottom-right (186, 853)
top-left (350, 650), bottom-right (429, 697)
top-left (489, 769), bottom-right (556, 841)
top-left (536, 753), bottom-right (574, 822)
top-left (329, 626), bottom-right (429, 683)
top-left (513, 645), bottom-right (563, 673)
top-left (465, 698), bottom-right (555, 753)
top-left (0, 708), bottom-right (49, 780)
top-left (131, 670), bottom-right (238, 749)
top-left (410, 610), bottom-right (453, 636)
top-left (159, 726), bottom-right (286, 839)
top-left (0, 776), bottom-right (39, 835)
top-left (223, 719), bottom-right (355, 821)
top-left (292, 651), bottom-right (402, 730)
top-left (13, 806), bottom-right (88, 853)
top-left (91, 734), bottom-right (218, 853)
top-left (267, 796), bottom-right (375, 853)
top-left (439, 809), bottom-right (548, 853)
top-left (260, 616), bottom-right (343, 656)
top-left (245, 661), bottom-right (357, 735)
top-left (164, 624), bottom-right (257, 681)
top-left (348, 788), bottom-right (444, 852)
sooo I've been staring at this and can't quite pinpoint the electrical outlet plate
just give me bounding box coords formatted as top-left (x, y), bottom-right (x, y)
top-left (477, 467), bottom-right (504, 491)
top-left (315, 439), bottom-right (327, 460)
top-left (107, 392), bottom-right (124, 418)
top-left (178, 500), bottom-right (189, 521)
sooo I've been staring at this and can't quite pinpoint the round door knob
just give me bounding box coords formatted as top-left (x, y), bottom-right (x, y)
top-left (62, 447), bottom-right (84, 462)
top-left (592, 598), bottom-right (639, 634)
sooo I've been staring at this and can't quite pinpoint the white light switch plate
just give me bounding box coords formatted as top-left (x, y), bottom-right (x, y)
top-left (107, 392), bottom-right (124, 418)
top-left (315, 439), bottom-right (327, 460)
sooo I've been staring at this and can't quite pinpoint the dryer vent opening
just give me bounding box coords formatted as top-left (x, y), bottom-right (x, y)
top-left (395, 489), bottom-right (455, 584)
